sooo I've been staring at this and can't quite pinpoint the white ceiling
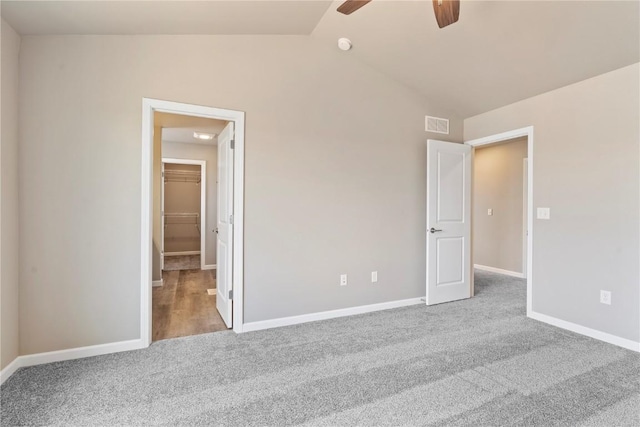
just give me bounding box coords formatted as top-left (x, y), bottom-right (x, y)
top-left (3, 1), bottom-right (638, 118)
top-left (154, 112), bottom-right (228, 145)
top-left (0, 0), bottom-right (332, 35)
top-left (162, 127), bottom-right (221, 146)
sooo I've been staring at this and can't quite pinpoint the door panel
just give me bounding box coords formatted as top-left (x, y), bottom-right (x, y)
top-left (426, 140), bottom-right (471, 305)
top-left (216, 122), bottom-right (234, 328)
top-left (436, 237), bottom-right (464, 285)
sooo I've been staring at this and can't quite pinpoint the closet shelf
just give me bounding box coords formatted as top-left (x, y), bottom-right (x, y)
top-left (164, 213), bottom-right (201, 235)
top-left (164, 170), bottom-right (201, 184)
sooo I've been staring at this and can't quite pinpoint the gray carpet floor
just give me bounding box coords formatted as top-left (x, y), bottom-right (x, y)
top-left (2, 270), bottom-right (639, 426)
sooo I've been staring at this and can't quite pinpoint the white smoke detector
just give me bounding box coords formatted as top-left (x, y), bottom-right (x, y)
top-left (337, 38), bottom-right (352, 51)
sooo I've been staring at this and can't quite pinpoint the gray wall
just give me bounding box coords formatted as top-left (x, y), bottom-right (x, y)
top-left (473, 138), bottom-right (528, 273)
top-left (17, 35), bottom-right (462, 354)
top-left (162, 142), bottom-right (218, 266)
top-left (1, 19), bottom-right (21, 370)
top-left (465, 63), bottom-right (639, 342)
top-left (152, 125), bottom-right (162, 281)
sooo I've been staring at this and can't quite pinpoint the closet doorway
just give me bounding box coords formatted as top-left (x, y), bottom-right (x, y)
top-left (149, 109), bottom-right (233, 342)
top-left (162, 159), bottom-right (206, 271)
top-left (142, 99), bottom-right (245, 345)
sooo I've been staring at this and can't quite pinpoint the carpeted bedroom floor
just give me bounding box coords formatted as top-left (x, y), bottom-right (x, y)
top-left (1, 270), bottom-right (639, 426)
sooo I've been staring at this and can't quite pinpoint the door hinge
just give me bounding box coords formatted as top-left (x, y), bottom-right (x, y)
top-left (230, 139), bottom-right (235, 150)
top-left (228, 290), bottom-right (233, 300)
top-left (230, 214), bottom-right (234, 225)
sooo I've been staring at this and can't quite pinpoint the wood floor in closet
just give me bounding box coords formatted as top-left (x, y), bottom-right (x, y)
top-left (152, 268), bottom-right (229, 341)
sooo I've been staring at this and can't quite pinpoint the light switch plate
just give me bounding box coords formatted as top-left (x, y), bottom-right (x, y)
top-left (487, 208), bottom-right (493, 216)
top-left (537, 207), bottom-right (550, 220)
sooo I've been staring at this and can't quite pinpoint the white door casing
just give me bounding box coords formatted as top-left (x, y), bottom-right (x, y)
top-left (426, 140), bottom-right (472, 305)
top-left (142, 98), bottom-right (245, 344)
top-left (162, 158), bottom-right (207, 264)
top-left (216, 122), bottom-right (234, 328)
top-left (523, 158), bottom-right (528, 278)
top-left (160, 162), bottom-right (165, 271)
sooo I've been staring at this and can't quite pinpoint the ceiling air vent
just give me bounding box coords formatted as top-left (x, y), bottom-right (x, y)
top-left (425, 116), bottom-right (449, 134)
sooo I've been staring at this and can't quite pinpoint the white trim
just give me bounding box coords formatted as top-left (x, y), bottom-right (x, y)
top-left (162, 158), bottom-right (206, 270)
top-left (164, 251), bottom-right (201, 256)
top-left (0, 339), bottom-right (147, 385)
top-left (522, 158), bottom-right (528, 278)
top-left (242, 298), bottom-right (423, 333)
top-left (465, 127), bottom-right (532, 147)
top-left (474, 264), bottom-right (525, 279)
top-left (202, 264), bottom-right (216, 270)
top-left (141, 98), bottom-right (154, 347)
top-left (19, 339), bottom-right (146, 366)
top-left (152, 279), bottom-right (163, 287)
top-left (466, 126), bottom-right (534, 316)
top-left (142, 98), bottom-right (245, 343)
top-left (160, 161), bottom-right (165, 270)
top-left (529, 311), bottom-right (640, 352)
top-left (0, 358), bottom-right (22, 385)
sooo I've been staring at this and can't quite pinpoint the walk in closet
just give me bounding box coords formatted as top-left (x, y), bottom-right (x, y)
top-left (163, 163), bottom-right (202, 257)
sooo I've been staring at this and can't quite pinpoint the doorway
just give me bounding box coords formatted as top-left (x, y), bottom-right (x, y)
top-left (425, 127), bottom-right (534, 315)
top-left (141, 99), bottom-right (246, 347)
top-left (153, 155), bottom-right (225, 342)
top-left (162, 159), bottom-right (206, 271)
top-left (466, 126), bottom-right (534, 315)
top-left (472, 137), bottom-right (528, 279)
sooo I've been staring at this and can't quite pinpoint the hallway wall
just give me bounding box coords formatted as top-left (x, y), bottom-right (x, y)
top-left (473, 138), bottom-right (528, 273)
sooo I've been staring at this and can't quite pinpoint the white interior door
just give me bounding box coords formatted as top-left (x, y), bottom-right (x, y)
top-left (426, 139), bottom-right (471, 305)
top-left (216, 122), bottom-right (234, 328)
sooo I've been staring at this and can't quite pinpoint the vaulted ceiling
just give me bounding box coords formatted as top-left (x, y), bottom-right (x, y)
top-left (0, 1), bottom-right (333, 35)
top-left (2, 0), bottom-right (638, 118)
top-left (313, 0), bottom-right (640, 117)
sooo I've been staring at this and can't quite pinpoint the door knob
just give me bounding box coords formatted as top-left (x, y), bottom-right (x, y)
top-left (430, 227), bottom-right (443, 233)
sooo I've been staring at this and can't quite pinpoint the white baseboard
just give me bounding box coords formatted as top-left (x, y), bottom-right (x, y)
top-left (0, 339), bottom-right (147, 385)
top-left (528, 311), bottom-right (640, 352)
top-left (242, 297), bottom-right (423, 333)
top-left (152, 279), bottom-right (163, 287)
top-left (474, 264), bottom-right (525, 279)
top-left (202, 264), bottom-right (216, 270)
top-left (165, 251), bottom-right (200, 256)
top-left (0, 357), bottom-right (22, 385)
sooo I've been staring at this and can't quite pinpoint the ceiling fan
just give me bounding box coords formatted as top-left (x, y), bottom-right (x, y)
top-left (337, 0), bottom-right (460, 29)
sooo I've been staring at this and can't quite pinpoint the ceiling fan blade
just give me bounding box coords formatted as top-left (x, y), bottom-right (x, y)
top-left (432, 0), bottom-right (460, 28)
top-left (337, 0), bottom-right (372, 15)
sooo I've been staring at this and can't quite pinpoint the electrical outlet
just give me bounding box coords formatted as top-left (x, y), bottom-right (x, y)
top-left (340, 274), bottom-right (348, 286)
top-left (487, 208), bottom-right (493, 216)
top-left (600, 290), bottom-right (611, 305)
top-left (371, 271), bottom-right (378, 283)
